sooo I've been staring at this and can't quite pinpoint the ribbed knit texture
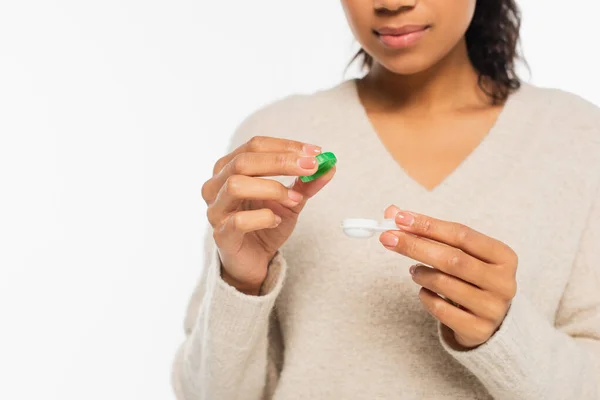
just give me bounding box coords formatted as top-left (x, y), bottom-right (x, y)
top-left (172, 80), bottom-right (600, 399)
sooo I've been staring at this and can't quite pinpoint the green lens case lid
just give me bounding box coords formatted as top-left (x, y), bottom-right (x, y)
top-left (299, 151), bottom-right (337, 183)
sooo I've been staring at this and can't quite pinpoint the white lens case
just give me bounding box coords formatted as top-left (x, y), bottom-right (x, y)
top-left (341, 218), bottom-right (399, 238)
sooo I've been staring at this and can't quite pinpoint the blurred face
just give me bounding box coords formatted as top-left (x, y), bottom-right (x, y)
top-left (341, 0), bottom-right (477, 75)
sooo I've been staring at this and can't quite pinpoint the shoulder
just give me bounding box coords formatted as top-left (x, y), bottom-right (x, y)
top-left (520, 82), bottom-right (600, 136)
top-left (516, 82), bottom-right (600, 171)
top-left (227, 80), bottom-right (356, 149)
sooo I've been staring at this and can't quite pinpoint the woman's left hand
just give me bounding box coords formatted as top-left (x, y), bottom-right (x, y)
top-left (380, 205), bottom-right (518, 349)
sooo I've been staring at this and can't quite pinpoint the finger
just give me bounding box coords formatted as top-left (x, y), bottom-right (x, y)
top-left (380, 230), bottom-right (492, 289)
top-left (213, 136), bottom-right (321, 175)
top-left (207, 175), bottom-right (303, 225)
top-left (388, 205), bottom-right (512, 264)
top-left (202, 152), bottom-right (319, 205)
top-left (213, 208), bottom-right (281, 252)
top-left (418, 288), bottom-right (495, 348)
top-left (384, 205), bottom-right (444, 246)
top-left (411, 264), bottom-right (506, 322)
top-left (384, 204), bottom-right (401, 219)
top-left (235, 166), bottom-right (337, 218)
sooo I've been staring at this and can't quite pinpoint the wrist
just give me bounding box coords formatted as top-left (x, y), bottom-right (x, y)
top-left (220, 267), bottom-right (263, 296)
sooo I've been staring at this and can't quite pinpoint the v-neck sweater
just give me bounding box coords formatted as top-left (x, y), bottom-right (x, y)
top-left (172, 80), bottom-right (600, 400)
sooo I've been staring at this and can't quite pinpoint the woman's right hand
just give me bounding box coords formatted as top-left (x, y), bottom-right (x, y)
top-left (201, 136), bottom-right (336, 295)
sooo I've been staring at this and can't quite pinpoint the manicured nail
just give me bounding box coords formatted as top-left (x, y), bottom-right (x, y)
top-left (273, 215), bottom-right (282, 226)
top-left (396, 211), bottom-right (415, 227)
top-left (298, 156), bottom-right (317, 169)
top-left (302, 144), bottom-right (322, 155)
top-left (409, 265), bottom-right (416, 275)
top-left (288, 190), bottom-right (304, 203)
top-left (380, 232), bottom-right (399, 247)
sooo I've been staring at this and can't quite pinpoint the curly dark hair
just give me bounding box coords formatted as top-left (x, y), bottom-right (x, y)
top-left (350, 0), bottom-right (524, 104)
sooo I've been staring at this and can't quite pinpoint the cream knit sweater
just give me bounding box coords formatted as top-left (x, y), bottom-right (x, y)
top-left (172, 80), bottom-right (600, 399)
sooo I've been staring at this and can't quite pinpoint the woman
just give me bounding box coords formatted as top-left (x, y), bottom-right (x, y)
top-left (172, 1), bottom-right (600, 399)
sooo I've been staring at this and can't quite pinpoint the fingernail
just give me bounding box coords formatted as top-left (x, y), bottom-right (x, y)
top-left (409, 265), bottom-right (416, 275)
top-left (380, 232), bottom-right (399, 247)
top-left (302, 144), bottom-right (322, 155)
top-left (396, 211), bottom-right (415, 227)
top-left (298, 156), bottom-right (317, 169)
top-left (288, 190), bottom-right (304, 203)
top-left (273, 215), bottom-right (282, 226)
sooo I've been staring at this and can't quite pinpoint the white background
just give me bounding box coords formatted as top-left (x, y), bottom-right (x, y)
top-left (0, 1), bottom-right (598, 399)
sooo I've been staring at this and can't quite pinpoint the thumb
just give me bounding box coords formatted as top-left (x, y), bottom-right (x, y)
top-left (288, 166), bottom-right (336, 213)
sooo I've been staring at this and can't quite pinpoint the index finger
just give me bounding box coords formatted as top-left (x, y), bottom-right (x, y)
top-left (385, 205), bottom-right (514, 264)
top-left (213, 136), bottom-right (321, 175)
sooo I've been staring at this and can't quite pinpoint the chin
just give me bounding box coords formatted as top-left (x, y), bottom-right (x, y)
top-left (374, 53), bottom-right (435, 76)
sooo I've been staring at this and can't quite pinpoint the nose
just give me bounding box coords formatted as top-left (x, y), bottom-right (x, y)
top-left (374, 0), bottom-right (416, 13)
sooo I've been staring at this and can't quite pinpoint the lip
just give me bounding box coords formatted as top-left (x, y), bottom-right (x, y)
top-left (374, 24), bottom-right (430, 49)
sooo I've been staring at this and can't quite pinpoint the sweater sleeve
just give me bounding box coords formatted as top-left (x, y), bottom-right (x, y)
top-left (170, 99), bottom-right (300, 399)
top-left (438, 181), bottom-right (600, 399)
top-left (171, 225), bottom-right (287, 400)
